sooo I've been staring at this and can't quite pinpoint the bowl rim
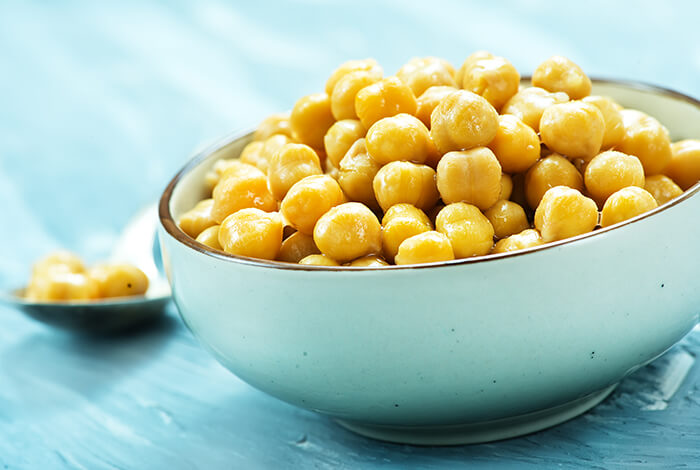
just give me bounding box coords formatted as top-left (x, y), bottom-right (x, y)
top-left (159, 77), bottom-right (700, 271)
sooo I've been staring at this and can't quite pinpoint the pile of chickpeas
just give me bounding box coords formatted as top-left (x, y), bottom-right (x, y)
top-left (178, 53), bottom-right (700, 267)
top-left (25, 251), bottom-right (149, 301)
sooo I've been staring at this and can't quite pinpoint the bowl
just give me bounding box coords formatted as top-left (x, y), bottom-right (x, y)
top-left (158, 79), bottom-right (700, 445)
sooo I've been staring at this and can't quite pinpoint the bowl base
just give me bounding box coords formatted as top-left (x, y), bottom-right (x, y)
top-left (335, 384), bottom-right (617, 445)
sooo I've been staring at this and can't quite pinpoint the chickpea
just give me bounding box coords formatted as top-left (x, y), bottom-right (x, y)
top-left (298, 254), bottom-right (340, 266)
top-left (337, 138), bottom-right (382, 210)
top-left (324, 119), bottom-right (366, 168)
top-left (484, 200), bottom-right (530, 239)
top-left (325, 58), bottom-right (382, 95)
top-left (32, 251), bottom-right (85, 277)
top-left (278, 231), bottom-right (320, 263)
top-left (540, 101), bottom-right (605, 161)
top-left (665, 140), bottom-right (700, 190)
top-left (491, 229), bottom-right (545, 254)
top-left (436, 203), bottom-right (494, 258)
top-left (373, 161), bottom-right (439, 212)
top-left (381, 204), bottom-right (432, 262)
top-left (355, 77), bottom-right (418, 129)
top-left (347, 255), bottom-right (390, 267)
top-left (253, 112), bottom-right (293, 141)
top-left (218, 208), bottom-right (283, 260)
top-left (313, 202), bottom-right (382, 263)
top-left (460, 55), bottom-right (520, 110)
top-left (394, 231), bottom-right (455, 265)
top-left (455, 51), bottom-right (494, 88)
top-left (501, 87), bottom-right (569, 132)
top-left (617, 110), bottom-right (672, 175)
top-left (487, 114), bottom-right (540, 173)
top-left (331, 70), bottom-right (382, 120)
top-left (534, 186), bottom-right (598, 242)
top-left (582, 96), bottom-right (624, 149)
top-left (644, 175), bottom-right (683, 205)
top-left (280, 175), bottom-right (345, 235)
top-left (436, 147), bottom-right (502, 210)
top-left (366, 114), bottom-right (434, 166)
top-left (532, 56), bottom-right (592, 100)
top-left (195, 225), bottom-right (222, 251)
top-left (257, 134), bottom-right (294, 173)
top-left (415, 85), bottom-right (458, 128)
top-left (290, 93), bottom-right (335, 150)
top-left (268, 143), bottom-right (323, 200)
top-left (205, 158), bottom-right (246, 193)
top-left (525, 155), bottom-right (584, 209)
top-left (600, 187), bottom-right (658, 227)
top-left (179, 198), bottom-right (218, 238)
top-left (499, 173), bottom-right (513, 201)
top-left (89, 263), bottom-right (150, 298)
top-left (396, 57), bottom-right (456, 97)
top-left (238, 141), bottom-right (265, 172)
top-left (430, 90), bottom-right (499, 154)
top-left (382, 203), bottom-right (432, 226)
top-left (25, 271), bottom-right (100, 302)
top-left (584, 150), bottom-right (645, 206)
top-left (211, 165), bottom-right (277, 223)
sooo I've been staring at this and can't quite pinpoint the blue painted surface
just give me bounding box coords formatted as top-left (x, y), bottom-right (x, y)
top-left (0, 1), bottom-right (699, 468)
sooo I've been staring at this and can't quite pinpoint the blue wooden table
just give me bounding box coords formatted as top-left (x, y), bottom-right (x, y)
top-left (1, 1), bottom-right (699, 468)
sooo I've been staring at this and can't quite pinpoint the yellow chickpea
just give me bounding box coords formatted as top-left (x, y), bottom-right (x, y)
top-left (644, 175), bottom-right (683, 205)
top-left (268, 143), bottom-right (323, 200)
top-left (396, 57), bottom-right (456, 97)
top-left (290, 93), bottom-right (335, 150)
top-left (313, 202), bottom-right (382, 263)
top-left (253, 112), bottom-right (293, 141)
top-left (532, 56), bottom-right (592, 100)
top-left (491, 229), bottom-right (545, 254)
top-left (436, 147), bottom-right (502, 210)
top-left (32, 251), bottom-right (86, 277)
top-left (499, 173), bottom-right (513, 201)
top-left (331, 70), bottom-right (382, 120)
top-left (600, 187), bottom-right (658, 227)
top-left (436, 203), bottom-right (494, 258)
top-left (277, 231), bottom-right (320, 263)
top-left (373, 161), bottom-right (439, 212)
top-left (484, 200), bottom-right (530, 239)
top-left (487, 115), bottom-right (540, 173)
top-left (366, 114), bottom-right (434, 166)
top-left (26, 271), bottom-right (100, 302)
top-left (415, 85), bottom-right (458, 128)
top-left (211, 165), bottom-right (277, 223)
top-left (325, 58), bottom-right (383, 95)
top-left (617, 110), bottom-right (672, 176)
top-left (337, 138), bottom-right (382, 210)
top-left (430, 90), bottom-right (499, 154)
top-left (195, 225), bottom-right (222, 251)
top-left (280, 174), bottom-right (345, 235)
top-left (355, 77), bottom-right (418, 129)
top-left (381, 204), bottom-right (432, 262)
top-left (347, 255), bottom-right (390, 267)
top-left (394, 231), bottom-right (455, 265)
top-left (501, 87), bottom-right (569, 132)
top-left (218, 208), bottom-right (283, 260)
top-left (540, 101), bottom-right (605, 161)
top-left (205, 158), bottom-right (246, 193)
top-left (455, 51), bottom-right (494, 88)
top-left (534, 186), bottom-right (598, 242)
top-left (382, 203), bottom-right (432, 226)
top-left (582, 96), bottom-right (624, 149)
top-left (584, 150), bottom-right (645, 206)
top-left (525, 155), bottom-right (584, 209)
top-left (179, 198), bottom-right (218, 238)
top-left (257, 134), bottom-right (294, 174)
top-left (298, 254), bottom-right (341, 267)
top-left (460, 55), bottom-right (520, 110)
top-left (665, 140), bottom-right (700, 190)
top-left (324, 119), bottom-right (366, 168)
top-left (89, 263), bottom-right (150, 298)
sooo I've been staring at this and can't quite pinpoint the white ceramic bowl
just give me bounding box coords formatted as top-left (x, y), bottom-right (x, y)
top-left (158, 80), bottom-right (700, 445)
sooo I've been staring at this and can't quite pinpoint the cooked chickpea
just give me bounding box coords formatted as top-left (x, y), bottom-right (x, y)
top-left (373, 161), bottom-right (439, 212)
top-left (277, 231), bottom-right (320, 263)
top-left (381, 204), bottom-right (432, 262)
top-left (382, 203), bottom-right (432, 226)
top-left (366, 114), bottom-right (434, 166)
top-left (195, 225), bottom-right (222, 251)
top-left (257, 134), bottom-right (294, 173)
top-left (487, 115), bottom-right (540, 173)
top-left (534, 186), bottom-right (598, 242)
top-left (415, 85), bottom-right (458, 128)
top-left (460, 55), bottom-right (520, 110)
top-left (396, 57), bottom-right (456, 97)
top-left (179, 198), bottom-right (218, 238)
top-left (617, 110), bottom-right (672, 175)
top-left (540, 101), bottom-right (605, 161)
top-left (582, 96), bottom-right (624, 149)
top-left (290, 93), bottom-right (335, 150)
top-left (484, 200), bottom-right (530, 239)
top-left (584, 151), bottom-right (645, 206)
top-left (436, 203), bottom-right (494, 258)
top-left (532, 56), bottom-right (592, 100)
top-left (324, 119), bottom-right (366, 168)
top-left (665, 139), bottom-right (700, 190)
top-left (644, 175), bottom-right (683, 205)
top-left (455, 50), bottom-right (494, 88)
top-left (436, 147), bottom-right (502, 210)
top-left (313, 202), bottom-right (382, 263)
top-left (205, 158), bottom-right (246, 192)
top-left (298, 254), bottom-right (341, 266)
top-left (325, 59), bottom-right (383, 95)
top-left (218, 208), bottom-right (283, 260)
top-left (525, 155), bottom-right (584, 209)
top-left (253, 112), bottom-right (293, 141)
top-left (331, 70), bottom-right (382, 120)
top-left (89, 263), bottom-right (150, 298)
top-left (211, 165), bottom-right (277, 223)
top-left (32, 251), bottom-right (86, 277)
top-left (491, 229), bottom-right (545, 254)
top-left (499, 173), bottom-right (513, 201)
top-left (355, 77), bottom-right (418, 129)
top-left (394, 231), bottom-right (454, 265)
top-left (600, 187), bottom-right (658, 227)
top-left (268, 143), bottom-right (323, 200)
top-left (280, 175), bottom-right (345, 235)
top-left (347, 255), bottom-right (390, 267)
top-left (501, 87), bottom-right (569, 132)
top-left (337, 138), bottom-right (382, 210)
top-left (430, 90), bottom-right (499, 154)
top-left (26, 271), bottom-right (100, 302)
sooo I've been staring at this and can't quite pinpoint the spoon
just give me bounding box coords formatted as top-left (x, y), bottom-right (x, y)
top-left (1, 204), bottom-right (171, 334)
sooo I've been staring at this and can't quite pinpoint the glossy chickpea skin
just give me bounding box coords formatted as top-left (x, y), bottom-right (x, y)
top-left (218, 208), bottom-right (283, 260)
top-left (195, 225), bottom-right (222, 251)
top-left (257, 134), bottom-right (294, 173)
top-left (499, 173), bottom-right (514, 201)
top-left (381, 204), bottom-right (432, 262)
top-left (488, 115), bottom-right (540, 173)
top-left (484, 200), bottom-right (530, 239)
top-left (253, 112), bottom-right (293, 141)
top-left (460, 55), bottom-right (520, 110)
top-left (584, 151), bottom-right (645, 206)
top-left (331, 71), bottom-right (383, 120)
top-left (491, 229), bottom-right (545, 254)
top-left (600, 187), bottom-right (658, 227)
top-left (355, 77), bottom-right (418, 129)
top-left (298, 254), bottom-right (340, 266)
top-left (618, 110), bottom-right (672, 175)
top-left (665, 140), bottom-right (700, 190)
top-left (415, 85), bottom-right (458, 128)
top-left (211, 164), bottom-right (277, 223)
top-left (324, 119), bottom-right (366, 168)
top-left (179, 198), bottom-right (218, 238)
top-left (347, 255), bottom-right (390, 267)
top-left (89, 263), bottom-right (149, 298)
top-left (525, 155), bottom-right (584, 209)
top-left (394, 231), bottom-right (455, 265)
top-left (325, 59), bottom-right (383, 95)
top-left (277, 231), bottom-right (320, 263)
top-left (268, 143), bottom-right (323, 200)
top-left (366, 114), bottom-right (435, 166)
top-left (373, 161), bottom-right (439, 212)
top-left (290, 93), bottom-right (336, 150)
top-left (337, 138), bottom-right (382, 210)
top-left (455, 51), bottom-right (494, 88)
top-left (313, 202), bottom-right (382, 263)
top-left (32, 251), bottom-right (86, 277)
top-left (582, 96), bottom-right (624, 149)
top-left (280, 175), bottom-right (345, 235)
top-left (26, 271), bottom-right (100, 302)
top-left (205, 158), bottom-right (247, 193)
top-left (430, 90), bottom-right (499, 155)
top-left (534, 186), bottom-right (598, 242)
top-left (501, 87), bottom-right (569, 132)
top-left (396, 57), bottom-right (456, 97)
top-left (436, 203), bottom-right (494, 258)
top-left (436, 147), bottom-right (502, 210)
top-left (540, 101), bottom-right (605, 161)
top-left (644, 175), bottom-right (683, 205)
top-left (532, 56), bottom-right (592, 100)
